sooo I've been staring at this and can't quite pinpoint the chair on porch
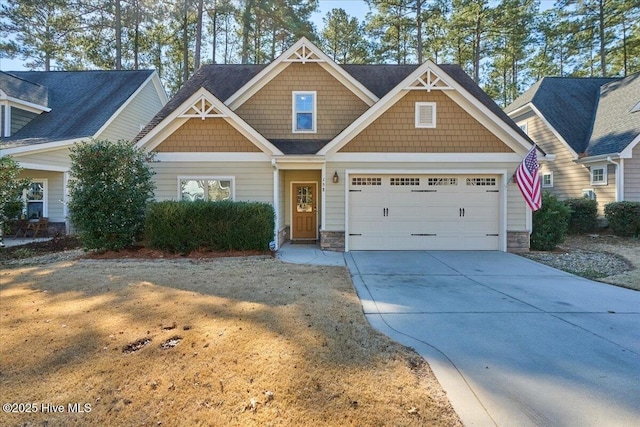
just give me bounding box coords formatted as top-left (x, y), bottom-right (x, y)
top-left (25, 217), bottom-right (49, 238)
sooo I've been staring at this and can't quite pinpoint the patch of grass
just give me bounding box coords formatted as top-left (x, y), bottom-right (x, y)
top-left (0, 236), bottom-right (82, 261)
top-left (0, 258), bottom-right (461, 426)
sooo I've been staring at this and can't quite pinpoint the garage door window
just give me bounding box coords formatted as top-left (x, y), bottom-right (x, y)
top-left (427, 177), bottom-right (457, 186)
top-left (466, 178), bottom-right (496, 186)
top-left (390, 177), bottom-right (420, 186)
top-left (352, 177), bottom-right (382, 186)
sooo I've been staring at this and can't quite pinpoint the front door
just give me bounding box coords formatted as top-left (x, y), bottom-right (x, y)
top-left (292, 183), bottom-right (317, 240)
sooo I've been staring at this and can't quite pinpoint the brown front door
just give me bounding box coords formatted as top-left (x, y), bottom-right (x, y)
top-left (292, 183), bottom-right (317, 239)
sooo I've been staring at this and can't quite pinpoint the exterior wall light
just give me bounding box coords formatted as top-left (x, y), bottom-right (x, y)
top-left (333, 171), bottom-right (339, 183)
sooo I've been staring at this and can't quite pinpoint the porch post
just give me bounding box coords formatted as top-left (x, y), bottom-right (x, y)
top-left (272, 159), bottom-right (279, 250)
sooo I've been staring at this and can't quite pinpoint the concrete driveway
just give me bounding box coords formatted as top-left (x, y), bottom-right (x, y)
top-left (345, 251), bottom-right (640, 427)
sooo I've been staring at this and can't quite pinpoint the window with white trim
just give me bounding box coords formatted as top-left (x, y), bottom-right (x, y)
top-left (179, 177), bottom-right (234, 202)
top-left (24, 180), bottom-right (47, 219)
top-left (293, 91), bottom-right (316, 133)
top-left (518, 122), bottom-right (528, 134)
top-left (542, 172), bottom-right (553, 188)
top-left (415, 102), bottom-right (436, 128)
top-left (590, 166), bottom-right (607, 185)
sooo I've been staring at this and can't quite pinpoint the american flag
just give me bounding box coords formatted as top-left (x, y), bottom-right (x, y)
top-left (516, 145), bottom-right (541, 211)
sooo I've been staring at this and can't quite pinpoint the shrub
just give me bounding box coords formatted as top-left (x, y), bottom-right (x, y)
top-left (0, 157), bottom-right (31, 240)
top-left (564, 198), bottom-right (598, 234)
top-left (604, 202), bottom-right (640, 237)
top-left (68, 140), bottom-right (156, 251)
top-left (145, 200), bottom-right (275, 253)
top-left (531, 192), bottom-right (571, 251)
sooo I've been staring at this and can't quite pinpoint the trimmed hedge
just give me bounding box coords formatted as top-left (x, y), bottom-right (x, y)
top-left (564, 198), bottom-right (598, 234)
top-left (604, 201), bottom-right (640, 237)
top-left (145, 201), bottom-right (275, 253)
top-left (531, 192), bottom-right (571, 251)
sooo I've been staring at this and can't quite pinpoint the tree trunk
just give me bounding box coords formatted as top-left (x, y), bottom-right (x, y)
top-left (416, 0), bottom-right (422, 63)
top-left (182, 0), bottom-right (189, 84)
top-left (241, 0), bottom-right (255, 64)
top-left (194, 0), bottom-right (203, 70)
top-left (115, 0), bottom-right (122, 70)
top-left (133, 0), bottom-right (140, 70)
top-left (598, 0), bottom-right (606, 76)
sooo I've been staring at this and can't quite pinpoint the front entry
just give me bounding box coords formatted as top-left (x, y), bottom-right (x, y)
top-left (292, 182), bottom-right (317, 240)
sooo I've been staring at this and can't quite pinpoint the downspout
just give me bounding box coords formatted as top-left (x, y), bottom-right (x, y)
top-left (271, 158), bottom-right (279, 251)
top-left (606, 156), bottom-right (622, 201)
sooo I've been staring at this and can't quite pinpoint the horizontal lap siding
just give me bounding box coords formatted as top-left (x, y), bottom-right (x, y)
top-left (594, 165), bottom-right (617, 213)
top-left (323, 161), bottom-right (525, 232)
top-left (515, 113), bottom-right (592, 200)
top-left (151, 162), bottom-right (273, 203)
top-left (340, 91), bottom-right (512, 153)
top-left (18, 169), bottom-right (65, 222)
top-left (98, 80), bottom-right (165, 142)
top-left (14, 147), bottom-right (72, 169)
top-left (624, 145), bottom-right (640, 201)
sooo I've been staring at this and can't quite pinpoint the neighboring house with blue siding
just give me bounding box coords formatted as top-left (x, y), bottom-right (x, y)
top-left (505, 73), bottom-right (640, 214)
top-left (0, 70), bottom-right (168, 233)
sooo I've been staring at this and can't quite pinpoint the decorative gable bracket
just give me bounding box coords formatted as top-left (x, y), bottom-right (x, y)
top-left (179, 95), bottom-right (228, 120)
top-left (406, 69), bottom-right (453, 92)
top-left (282, 44), bottom-right (325, 64)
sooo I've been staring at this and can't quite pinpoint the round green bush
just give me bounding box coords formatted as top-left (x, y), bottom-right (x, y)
top-left (564, 198), bottom-right (598, 234)
top-left (531, 192), bottom-right (571, 251)
top-left (604, 202), bottom-right (640, 237)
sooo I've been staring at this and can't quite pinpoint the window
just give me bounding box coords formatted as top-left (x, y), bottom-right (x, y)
top-left (179, 177), bottom-right (233, 201)
top-left (590, 166), bottom-right (607, 185)
top-left (518, 122), bottom-right (528, 134)
top-left (415, 102), bottom-right (436, 128)
top-left (542, 172), bottom-right (553, 188)
top-left (293, 92), bottom-right (316, 133)
top-left (23, 180), bottom-right (47, 219)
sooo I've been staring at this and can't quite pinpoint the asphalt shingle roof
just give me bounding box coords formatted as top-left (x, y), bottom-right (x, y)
top-left (586, 73), bottom-right (640, 156)
top-left (505, 77), bottom-right (619, 154)
top-left (0, 71), bottom-right (48, 106)
top-left (1, 70), bottom-right (154, 147)
top-left (136, 63), bottom-right (532, 154)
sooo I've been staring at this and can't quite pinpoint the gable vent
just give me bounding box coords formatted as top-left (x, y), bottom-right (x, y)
top-left (415, 102), bottom-right (436, 128)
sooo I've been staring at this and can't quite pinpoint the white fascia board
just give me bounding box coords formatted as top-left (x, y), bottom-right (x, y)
top-left (273, 156), bottom-right (326, 170)
top-left (1, 138), bottom-right (83, 156)
top-left (225, 37), bottom-right (378, 110)
top-left (16, 161), bottom-right (69, 172)
top-left (505, 103), bottom-right (532, 118)
top-left (136, 87), bottom-right (283, 156)
top-left (620, 133), bottom-right (640, 158)
top-left (328, 152), bottom-right (523, 163)
top-left (0, 97), bottom-right (51, 113)
top-left (154, 152), bottom-right (270, 162)
top-left (94, 72), bottom-right (159, 139)
top-left (151, 72), bottom-right (169, 105)
top-left (575, 153), bottom-right (621, 164)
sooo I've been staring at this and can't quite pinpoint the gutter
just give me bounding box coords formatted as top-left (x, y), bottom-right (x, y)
top-left (606, 156), bottom-right (623, 201)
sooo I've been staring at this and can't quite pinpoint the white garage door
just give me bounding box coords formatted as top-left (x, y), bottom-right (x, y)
top-left (348, 175), bottom-right (501, 250)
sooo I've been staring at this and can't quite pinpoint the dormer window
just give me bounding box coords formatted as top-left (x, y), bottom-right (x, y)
top-left (293, 91), bottom-right (316, 133)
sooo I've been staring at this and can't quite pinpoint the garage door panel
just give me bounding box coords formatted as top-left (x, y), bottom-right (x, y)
top-left (349, 174), bottom-right (501, 251)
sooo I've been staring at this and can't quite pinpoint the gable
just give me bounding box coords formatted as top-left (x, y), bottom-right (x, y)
top-left (154, 118), bottom-right (260, 153)
top-left (234, 62), bottom-right (369, 141)
top-left (339, 90), bottom-right (513, 153)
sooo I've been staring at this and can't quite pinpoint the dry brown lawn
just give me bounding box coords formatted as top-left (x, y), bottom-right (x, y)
top-left (0, 257), bottom-right (461, 427)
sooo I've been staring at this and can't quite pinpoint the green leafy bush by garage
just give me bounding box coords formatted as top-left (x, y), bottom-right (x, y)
top-left (604, 202), bottom-right (640, 237)
top-left (68, 140), bottom-right (156, 251)
top-left (563, 198), bottom-right (598, 234)
top-left (145, 201), bottom-right (275, 253)
top-left (531, 192), bottom-right (571, 251)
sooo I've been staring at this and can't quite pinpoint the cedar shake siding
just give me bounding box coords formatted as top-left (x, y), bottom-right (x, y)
top-left (339, 90), bottom-right (512, 153)
top-left (235, 63), bottom-right (369, 140)
top-left (154, 118), bottom-right (261, 152)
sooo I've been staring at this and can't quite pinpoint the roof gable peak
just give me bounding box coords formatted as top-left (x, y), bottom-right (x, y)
top-left (225, 37), bottom-right (378, 109)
